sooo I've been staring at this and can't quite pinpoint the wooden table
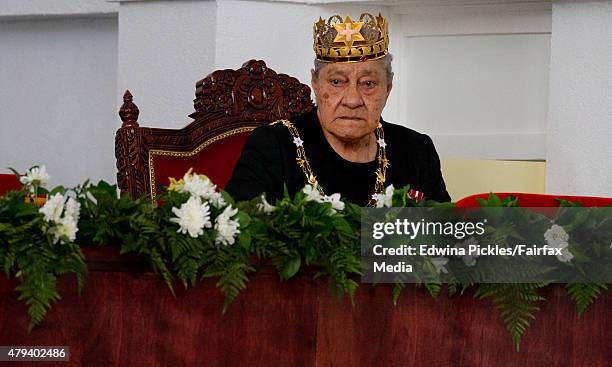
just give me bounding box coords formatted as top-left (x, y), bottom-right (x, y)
top-left (1, 246), bottom-right (610, 366)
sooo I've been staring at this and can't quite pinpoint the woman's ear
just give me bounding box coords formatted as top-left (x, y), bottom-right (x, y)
top-left (311, 69), bottom-right (320, 98)
top-left (386, 79), bottom-right (393, 99)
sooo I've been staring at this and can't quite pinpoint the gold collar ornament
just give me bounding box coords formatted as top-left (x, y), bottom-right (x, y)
top-left (313, 13), bottom-right (389, 63)
top-left (273, 119), bottom-right (390, 207)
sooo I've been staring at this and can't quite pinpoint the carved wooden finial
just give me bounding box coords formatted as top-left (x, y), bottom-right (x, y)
top-left (119, 90), bottom-right (140, 127)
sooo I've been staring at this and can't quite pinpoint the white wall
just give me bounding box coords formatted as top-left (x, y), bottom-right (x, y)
top-left (546, 0), bottom-right (612, 196)
top-left (1, 0), bottom-right (610, 197)
top-left (0, 0), bottom-right (116, 19)
top-left (0, 17), bottom-right (118, 188)
top-left (394, 3), bottom-right (551, 160)
top-left (117, 0), bottom-right (217, 129)
top-left (215, 0), bottom-right (392, 91)
top-left (118, 0), bottom-right (394, 124)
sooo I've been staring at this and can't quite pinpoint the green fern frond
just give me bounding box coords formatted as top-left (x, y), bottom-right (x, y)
top-left (565, 283), bottom-right (607, 316)
top-left (424, 282), bottom-right (441, 299)
top-left (147, 248), bottom-right (175, 296)
top-left (213, 262), bottom-right (255, 313)
top-left (475, 283), bottom-right (545, 350)
top-left (16, 272), bottom-right (61, 333)
top-left (392, 283), bottom-right (405, 305)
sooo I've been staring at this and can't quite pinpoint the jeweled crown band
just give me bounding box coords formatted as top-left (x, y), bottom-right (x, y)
top-left (313, 13), bottom-right (389, 63)
top-left (316, 50), bottom-right (388, 63)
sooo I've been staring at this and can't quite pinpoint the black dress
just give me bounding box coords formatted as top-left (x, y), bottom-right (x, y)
top-left (225, 108), bottom-right (451, 206)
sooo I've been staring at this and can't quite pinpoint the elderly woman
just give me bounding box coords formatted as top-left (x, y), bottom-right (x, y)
top-left (226, 14), bottom-right (450, 206)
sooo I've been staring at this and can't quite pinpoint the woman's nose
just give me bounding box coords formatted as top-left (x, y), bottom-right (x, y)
top-left (340, 84), bottom-right (364, 108)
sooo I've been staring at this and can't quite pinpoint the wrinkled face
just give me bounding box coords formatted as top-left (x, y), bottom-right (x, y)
top-left (312, 58), bottom-right (392, 142)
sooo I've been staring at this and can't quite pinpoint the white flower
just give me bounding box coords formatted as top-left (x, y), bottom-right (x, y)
top-left (322, 193), bottom-right (345, 214)
top-left (462, 254), bottom-right (477, 267)
top-left (303, 185), bottom-right (323, 203)
top-left (544, 224), bottom-right (569, 247)
top-left (372, 184), bottom-right (394, 208)
top-left (543, 225), bottom-right (574, 262)
top-left (302, 185), bottom-right (344, 214)
top-left (376, 138), bottom-right (387, 148)
top-left (293, 137), bottom-right (304, 147)
top-left (39, 193), bottom-right (80, 244)
top-left (182, 173), bottom-right (217, 199)
top-left (553, 241), bottom-right (573, 263)
top-left (63, 197), bottom-right (81, 223)
top-left (456, 237), bottom-right (479, 266)
top-left (179, 173), bottom-right (228, 208)
top-left (208, 191), bottom-right (227, 208)
top-left (556, 245), bottom-right (574, 263)
top-left (20, 165), bottom-right (50, 187)
top-left (431, 257), bottom-right (449, 274)
top-left (256, 194), bottom-right (276, 214)
top-left (53, 216), bottom-right (78, 244)
top-left (170, 196), bottom-right (212, 238)
top-left (39, 193), bottom-right (66, 223)
top-left (215, 205), bottom-right (240, 246)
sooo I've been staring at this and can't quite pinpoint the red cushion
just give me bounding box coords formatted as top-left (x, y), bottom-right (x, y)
top-left (456, 192), bottom-right (612, 208)
top-left (150, 131), bottom-right (250, 196)
top-left (0, 174), bottom-right (20, 196)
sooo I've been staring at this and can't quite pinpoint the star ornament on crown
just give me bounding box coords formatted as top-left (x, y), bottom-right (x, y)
top-left (313, 13), bottom-right (389, 63)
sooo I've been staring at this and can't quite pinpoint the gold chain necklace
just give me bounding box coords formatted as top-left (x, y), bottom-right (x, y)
top-left (273, 119), bottom-right (390, 207)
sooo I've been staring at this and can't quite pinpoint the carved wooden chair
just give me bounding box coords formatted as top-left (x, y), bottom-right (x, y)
top-left (115, 60), bottom-right (314, 199)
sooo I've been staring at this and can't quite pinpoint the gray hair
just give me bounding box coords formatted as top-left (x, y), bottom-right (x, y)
top-left (312, 53), bottom-right (394, 84)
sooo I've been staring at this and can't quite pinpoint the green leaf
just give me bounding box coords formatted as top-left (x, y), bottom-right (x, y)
top-left (280, 256), bottom-right (301, 280)
top-left (8, 167), bottom-right (22, 178)
top-left (236, 211), bottom-right (251, 228)
top-left (424, 282), bottom-right (441, 299)
top-left (94, 180), bottom-right (118, 197)
top-left (487, 193), bottom-right (503, 207)
top-left (49, 186), bottom-right (66, 196)
top-left (237, 231), bottom-right (252, 251)
top-left (392, 283), bottom-right (405, 305)
top-left (556, 198), bottom-right (582, 207)
top-left (475, 283), bottom-right (545, 350)
top-left (565, 283), bottom-right (607, 316)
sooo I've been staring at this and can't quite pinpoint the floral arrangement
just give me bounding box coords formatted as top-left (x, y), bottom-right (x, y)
top-left (1, 166), bottom-right (85, 331)
top-left (0, 166), bottom-right (609, 349)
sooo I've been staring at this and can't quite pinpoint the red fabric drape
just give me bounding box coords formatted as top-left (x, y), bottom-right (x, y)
top-left (455, 192), bottom-right (612, 208)
top-left (0, 174), bottom-right (20, 196)
top-left (1, 247), bottom-right (611, 366)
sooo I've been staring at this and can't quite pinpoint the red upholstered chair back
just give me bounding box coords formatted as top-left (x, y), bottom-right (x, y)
top-left (0, 174), bottom-right (20, 196)
top-left (456, 192), bottom-right (612, 208)
top-left (115, 60), bottom-right (314, 199)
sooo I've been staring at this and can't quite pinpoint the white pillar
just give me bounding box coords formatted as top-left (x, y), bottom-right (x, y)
top-left (114, 0), bottom-right (217, 129)
top-left (546, 0), bottom-right (612, 197)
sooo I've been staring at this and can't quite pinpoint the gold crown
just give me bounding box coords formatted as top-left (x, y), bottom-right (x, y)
top-left (313, 13), bottom-right (389, 63)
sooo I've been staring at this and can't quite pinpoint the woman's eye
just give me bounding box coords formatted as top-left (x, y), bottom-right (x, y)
top-left (331, 79), bottom-right (340, 85)
top-left (363, 80), bottom-right (376, 87)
